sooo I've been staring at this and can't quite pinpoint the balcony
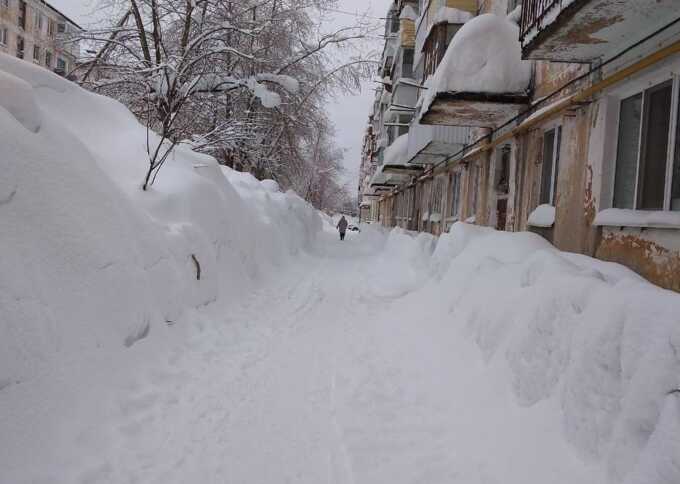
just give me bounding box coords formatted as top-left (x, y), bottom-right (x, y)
top-left (407, 123), bottom-right (471, 164)
top-left (520, 0), bottom-right (680, 62)
top-left (382, 134), bottom-right (424, 176)
top-left (414, 0), bottom-right (475, 68)
top-left (419, 14), bottom-right (532, 127)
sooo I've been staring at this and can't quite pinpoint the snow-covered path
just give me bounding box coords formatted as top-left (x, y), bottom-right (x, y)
top-left (2, 227), bottom-right (606, 484)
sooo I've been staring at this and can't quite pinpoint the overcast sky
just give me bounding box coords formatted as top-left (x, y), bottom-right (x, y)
top-left (50, 0), bottom-right (392, 191)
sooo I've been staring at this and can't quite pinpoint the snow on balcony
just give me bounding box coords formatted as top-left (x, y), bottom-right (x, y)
top-left (406, 122), bottom-right (471, 165)
top-left (419, 14), bottom-right (531, 127)
top-left (414, 0), bottom-right (476, 66)
top-left (520, 0), bottom-right (680, 62)
top-left (383, 134), bottom-right (424, 176)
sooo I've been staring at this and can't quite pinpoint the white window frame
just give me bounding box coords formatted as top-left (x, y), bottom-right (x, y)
top-left (611, 74), bottom-right (680, 211)
top-left (540, 124), bottom-right (562, 206)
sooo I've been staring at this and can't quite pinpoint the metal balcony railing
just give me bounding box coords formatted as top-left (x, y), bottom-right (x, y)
top-left (519, 0), bottom-right (563, 43)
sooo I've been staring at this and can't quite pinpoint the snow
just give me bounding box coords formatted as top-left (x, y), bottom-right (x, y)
top-left (2, 54), bottom-right (680, 484)
top-left (432, 6), bottom-right (474, 25)
top-left (528, 203), bottom-right (556, 227)
top-left (593, 208), bottom-right (680, 228)
top-left (399, 5), bottom-right (418, 21)
top-left (383, 133), bottom-right (409, 165)
top-left (247, 78), bottom-right (282, 108)
top-left (255, 73), bottom-right (300, 94)
top-left (0, 52), bottom-right (320, 387)
top-left (422, 13), bottom-right (532, 113)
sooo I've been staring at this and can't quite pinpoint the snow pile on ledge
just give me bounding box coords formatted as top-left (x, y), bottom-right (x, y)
top-left (0, 53), bottom-right (322, 384)
top-left (422, 13), bottom-right (532, 111)
top-left (399, 5), bottom-right (418, 21)
top-left (400, 222), bottom-right (680, 484)
top-left (383, 133), bottom-right (409, 165)
top-left (431, 7), bottom-right (474, 25)
top-left (528, 203), bottom-right (556, 227)
top-left (593, 208), bottom-right (680, 228)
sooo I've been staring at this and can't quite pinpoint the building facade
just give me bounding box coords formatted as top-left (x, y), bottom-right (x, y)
top-left (0, 0), bottom-right (80, 75)
top-left (359, 0), bottom-right (680, 292)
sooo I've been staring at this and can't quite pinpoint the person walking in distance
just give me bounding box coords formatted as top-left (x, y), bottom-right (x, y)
top-left (337, 215), bottom-right (348, 241)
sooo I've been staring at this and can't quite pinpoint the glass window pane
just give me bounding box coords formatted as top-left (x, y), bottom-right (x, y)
top-left (540, 129), bottom-right (555, 205)
top-left (613, 93), bottom-right (642, 209)
top-left (672, 89), bottom-right (680, 211)
top-left (639, 82), bottom-right (672, 210)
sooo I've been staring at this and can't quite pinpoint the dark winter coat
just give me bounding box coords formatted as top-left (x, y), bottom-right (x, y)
top-left (337, 217), bottom-right (348, 233)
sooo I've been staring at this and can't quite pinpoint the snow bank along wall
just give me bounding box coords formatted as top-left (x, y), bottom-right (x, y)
top-left (358, 0), bottom-right (680, 292)
top-left (0, 53), bottom-right (322, 385)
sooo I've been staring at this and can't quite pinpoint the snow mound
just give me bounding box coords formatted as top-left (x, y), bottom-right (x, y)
top-left (528, 203), bottom-right (556, 227)
top-left (413, 222), bottom-right (680, 484)
top-left (0, 68), bottom-right (42, 132)
top-left (430, 13), bottom-right (532, 95)
top-left (0, 52), bottom-right (322, 385)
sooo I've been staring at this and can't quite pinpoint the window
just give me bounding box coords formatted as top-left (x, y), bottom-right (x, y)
top-left (33, 11), bottom-right (43, 31)
top-left (57, 22), bottom-right (66, 34)
top-left (469, 163), bottom-right (480, 216)
top-left (48, 19), bottom-right (55, 37)
top-left (402, 48), bottom-right (414, 79)
top-left (45, 50), bottom-right (51, 68)
top-left (0, 28), bottom-right (7, 45)
top-left (16, 36), bottom-right (24, 58)
top-left (1, 0), bottom-right (9, 9)
top-left (449, 171), bottom-right (461, 220)
top-left (613, 80), bottom-right (680, 210)
top-left (33, 44), bottom-right (39, 61)
top-left (432, 177), bottom-right (445, 217)
top-left (56, 57), bottom-right (66, 74)
top-left (496, 145), bottom-right (511, 194)
top-left (540, 126), bottom-right (562, 205)
top-left (18, 0), bottom-right (26, 29)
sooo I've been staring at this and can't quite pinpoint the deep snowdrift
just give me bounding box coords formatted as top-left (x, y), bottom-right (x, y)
top-left (381, 223), bottom-right (680, 484)
top-left (0, 53), bottom-right (322, 386)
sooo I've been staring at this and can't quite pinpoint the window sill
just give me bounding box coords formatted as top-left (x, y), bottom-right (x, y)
top-left (527, 204), bottom-right (555, 228)
top-left (593, 208), bottom-right (680, 229)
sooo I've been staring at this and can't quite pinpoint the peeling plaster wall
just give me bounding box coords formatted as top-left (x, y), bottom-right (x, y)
top-left (596, 228), bottom-right (680, 292)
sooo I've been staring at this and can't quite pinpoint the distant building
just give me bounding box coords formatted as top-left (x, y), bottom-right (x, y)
top-left (0, 0), bottom-right (81, 76)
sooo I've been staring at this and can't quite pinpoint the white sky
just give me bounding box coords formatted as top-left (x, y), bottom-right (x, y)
top-left (50, 0), bottom-right (392, 190)
top-left (323, 0), bottom-right (392, 190)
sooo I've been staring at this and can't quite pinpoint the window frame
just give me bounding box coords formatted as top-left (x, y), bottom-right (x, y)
top-left (0, 28), bottom-right (7, 45)
top-left (539, 124), bottom-right (562, 206)
top-left (612, 76), bottom-right (680, 211)
top-left (447, 170), bottom-right (462, 222)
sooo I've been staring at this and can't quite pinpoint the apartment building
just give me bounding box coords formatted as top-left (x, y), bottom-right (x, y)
top-left (0, 0), bottom-right (81, 75)
top-left (359, 0), bottom-right (680, 292)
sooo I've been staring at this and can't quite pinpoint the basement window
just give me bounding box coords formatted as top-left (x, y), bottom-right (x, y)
top-left (613, 79), bottom-right (680, 211)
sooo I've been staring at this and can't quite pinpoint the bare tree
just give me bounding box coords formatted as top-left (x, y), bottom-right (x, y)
top-left (75, 0), bottom-right (377, 203)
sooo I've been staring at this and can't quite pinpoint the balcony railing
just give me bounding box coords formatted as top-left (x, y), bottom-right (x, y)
top-left (519, 0), bottom-right (562, 43)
